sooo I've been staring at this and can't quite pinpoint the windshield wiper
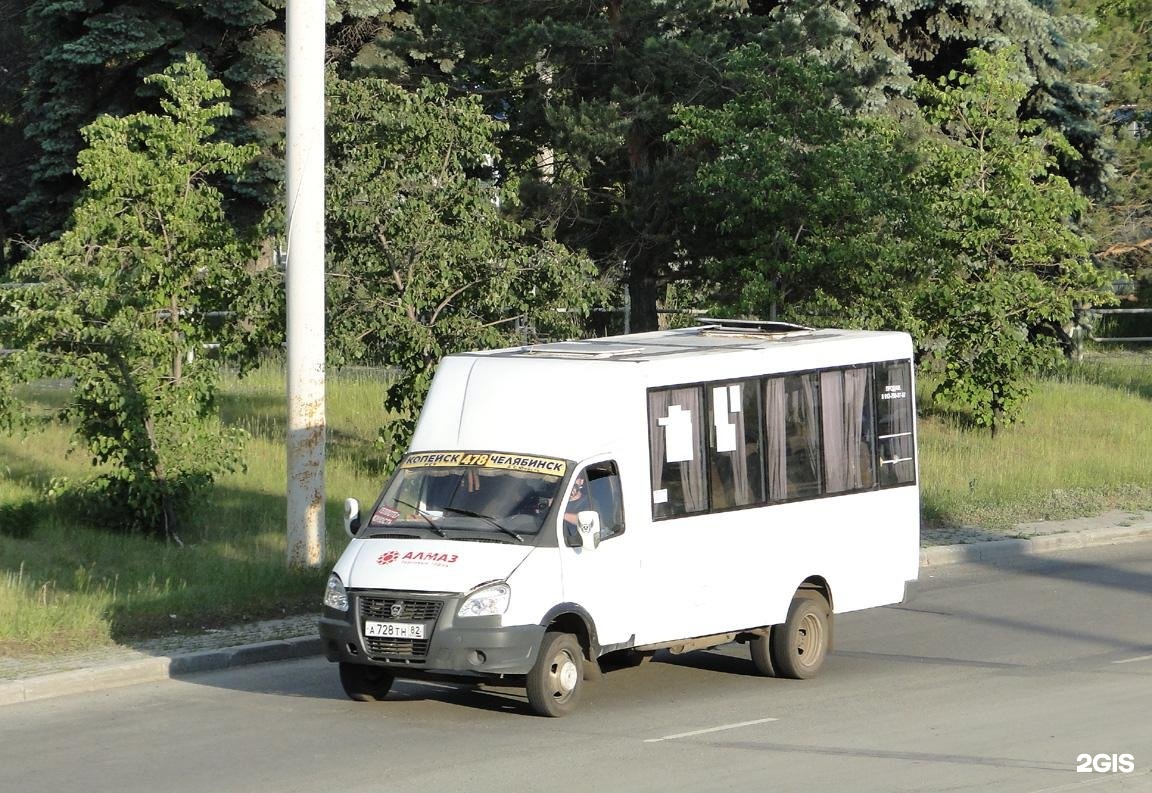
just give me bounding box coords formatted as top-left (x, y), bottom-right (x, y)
top-left (391, 498), bottom-right (448, 538)
top-left (441, 506), bottom-right (523, 543)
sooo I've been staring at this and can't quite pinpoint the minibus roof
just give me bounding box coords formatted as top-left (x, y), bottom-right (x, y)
top-left (465, 322), bottom-right (900, 363)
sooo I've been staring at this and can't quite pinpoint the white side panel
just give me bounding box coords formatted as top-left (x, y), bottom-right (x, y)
top-left (632, 487), bottom-right (919, 645)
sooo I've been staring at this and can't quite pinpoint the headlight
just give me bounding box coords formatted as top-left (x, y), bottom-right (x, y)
top-left (323, 573), bottom-right (349, 612)
top-left (458, 583), bottom-right (510, 618)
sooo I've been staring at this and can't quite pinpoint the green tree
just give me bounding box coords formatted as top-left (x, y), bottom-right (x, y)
top-left (669, 45), bottom-right (924, 330)
top-left (0, 54), bottom-right (269, 540)
top-left (325, 77), bottom-right (604, 462)
top-left (913, 48), bottom-right (1115, 432)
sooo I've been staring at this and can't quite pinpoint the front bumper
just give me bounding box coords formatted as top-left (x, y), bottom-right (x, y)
top-left (319, 591), bottom-right (544, 678)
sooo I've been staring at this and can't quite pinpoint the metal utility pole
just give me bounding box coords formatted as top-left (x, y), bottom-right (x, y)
top-left (285, 0), bottom-right (326, 568)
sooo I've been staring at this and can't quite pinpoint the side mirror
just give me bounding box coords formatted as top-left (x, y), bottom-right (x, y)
top-left (576, 510), bottom-right (601, 550)
top-left (343, 497), bottom-right (362, 538)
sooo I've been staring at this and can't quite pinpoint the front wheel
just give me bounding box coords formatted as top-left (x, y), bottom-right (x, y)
top-left (339, 662), bottom-right (395, 702)
top-left (526, 632), bottom-right (584, 717)
top-left (770, 590), bottom-right (831, 679)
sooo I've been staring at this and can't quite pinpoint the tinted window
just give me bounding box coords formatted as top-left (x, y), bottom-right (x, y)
top-left (820, 368), bottom-right (876, 494)
top-left (764, 373), bottom-right (822, 500)
top-left (707, 380), bottom-right (765, 509)
top-left (648, 387), bottom-right (707, 517)
top-left (875, 361), bottom-right (916, 486)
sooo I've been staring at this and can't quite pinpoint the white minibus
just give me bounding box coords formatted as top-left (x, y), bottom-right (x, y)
top-left (319, 320), bottom-right (920, 716)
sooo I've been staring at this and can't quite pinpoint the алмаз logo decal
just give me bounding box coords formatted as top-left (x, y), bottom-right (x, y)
top-left (376, 549), bottom-right (459, 566)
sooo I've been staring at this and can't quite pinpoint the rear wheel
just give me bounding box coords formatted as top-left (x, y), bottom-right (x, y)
top-left (749, 627), bottom-right (776, 677)
top-left (771, 590), bottom-right (831, 679)
top-left (526, 632), bottom-right (584, 717)
top-left (339, 662), bottom-right (395, 702)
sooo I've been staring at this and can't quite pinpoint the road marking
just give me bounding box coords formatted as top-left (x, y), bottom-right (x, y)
top-left (644, 717), bottom-right (778, 743)
top-left (1112, 654), bottom-right (1152, 665)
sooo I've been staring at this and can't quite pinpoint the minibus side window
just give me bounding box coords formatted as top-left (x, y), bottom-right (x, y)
top-left (648, 387), bottom-right (707, 517)
top-left (707, 380), bottom-right (765, 509)
top-left (820, 368), bottom-right (876, 494)
top-left (875, 361), bottom-right (916, 486)
top-left (764, 373), bottom-right (822, 500)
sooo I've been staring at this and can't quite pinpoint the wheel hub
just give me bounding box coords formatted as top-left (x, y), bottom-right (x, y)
top-left (558, 657), bottom-right (579, 693)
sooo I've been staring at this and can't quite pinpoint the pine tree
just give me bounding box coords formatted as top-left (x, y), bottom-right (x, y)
top-left (7, 0), bottom-right (399, 242)
top-left (805, 0), bottom-right (1110, 193)
top-left (1067, 0), bottom-right (1152, 282)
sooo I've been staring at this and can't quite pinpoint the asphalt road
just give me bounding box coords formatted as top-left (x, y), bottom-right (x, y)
top-left (3, 540), bottom-right (1151, 793)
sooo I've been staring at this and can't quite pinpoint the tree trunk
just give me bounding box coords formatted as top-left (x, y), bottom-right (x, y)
top-left (627, 271), bottom-right (659, 333)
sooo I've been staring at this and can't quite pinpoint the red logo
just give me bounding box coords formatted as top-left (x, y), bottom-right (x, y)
top-left (377, 551), bottom-right (400, 565)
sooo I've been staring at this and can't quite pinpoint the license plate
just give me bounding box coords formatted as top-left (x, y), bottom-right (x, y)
top-left (364, 621), bottom-right (425, 639)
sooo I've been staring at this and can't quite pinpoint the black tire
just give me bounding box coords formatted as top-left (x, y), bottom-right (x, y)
top-left (770, 590), bottom-right (831, 680)
top-left (526, 632), bottom-right (584, 717)
top-left (339, 662), bottom-right (395, 702)
top-left (749, 628), bottom-right (776, 677)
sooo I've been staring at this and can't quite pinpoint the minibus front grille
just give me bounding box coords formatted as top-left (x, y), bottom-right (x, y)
top-left (360, 596), bottom-right (442, 622)
top-left (358, 594), bottom-right (444, 662)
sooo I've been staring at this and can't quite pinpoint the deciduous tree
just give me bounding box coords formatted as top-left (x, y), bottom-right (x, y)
top-left (325, 77), bottom-right (604, 462)
top-left (912, 48), bottom-right (1115, 431)
top-left (0, 55), bottom-right (270, 539)
top-left (670, 45), bottom-right (925, 331)
top-left (383, 0), bottom-right (841, 331)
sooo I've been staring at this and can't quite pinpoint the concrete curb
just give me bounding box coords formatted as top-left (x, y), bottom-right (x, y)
top-left (919, 523), bottom-right (1152, 567)
top-left (0, 635), bottom-right (323, 708)
top-left (4, 523), bottom-right (1152, 709)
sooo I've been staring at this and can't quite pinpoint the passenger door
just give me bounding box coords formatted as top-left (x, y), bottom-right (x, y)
top-left (556, 458), bottom-right (637, 650)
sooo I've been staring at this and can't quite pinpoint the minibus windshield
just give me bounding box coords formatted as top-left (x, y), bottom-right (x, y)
top-left (366, 451), bottom-right (569, 538)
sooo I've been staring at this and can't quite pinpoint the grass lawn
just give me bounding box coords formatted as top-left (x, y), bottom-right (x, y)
top-left (2, 354), bottom-right (1152, 657)
top-left (919, 355), bottom-right (1152, 529)
top-left (0, 364), bottom-right (389, 656)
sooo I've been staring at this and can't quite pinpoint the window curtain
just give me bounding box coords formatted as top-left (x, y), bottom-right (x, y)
top-left (844, 368), bottom-right (874, 489)
top-left (730, 384), bottom-right (752, 505)
top-left (820, 371), bottom-right (846, 493)
top-left (648, 389), bottom-right (670, 503)
top-left (677, 387), bottom-right (707, 512)
top-left (822, 368), bottom-right (873, 493)
top-left (648, 387), bottom-right (706, 514)
top-left (764, 377), bottom-right (788, 500)
top-left (713, 383), bottom-right (753, 506)
top-left (796, 374), bottom-right (822, 493)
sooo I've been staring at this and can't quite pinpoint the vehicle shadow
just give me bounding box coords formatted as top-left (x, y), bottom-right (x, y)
top-left (178, 644), bottom-right (771, 717)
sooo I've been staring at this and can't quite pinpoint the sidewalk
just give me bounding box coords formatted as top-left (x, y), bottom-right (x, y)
top-left (3, 510), bottom-right (1152, 707)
